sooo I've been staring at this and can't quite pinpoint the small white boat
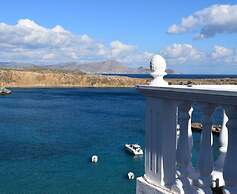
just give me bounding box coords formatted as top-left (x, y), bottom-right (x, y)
top-left (125, 144), bottom-right (143, 155)
top-left (0, 87), bottom-right (11, 95)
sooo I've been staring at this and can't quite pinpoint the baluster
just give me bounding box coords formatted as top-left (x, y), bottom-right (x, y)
top-left (223, 106), bottom-right (237, 194)
top-left (216, 110), bottom-right (228, 169)
top-left (176, 103), bottom-right (193, 175)
top-left (174, 103), bottom-right (197, 193)
top-left (196, 104), bottom-right (215, 193)
top-left (212, 110), bottom-right (228, 187)
top-left (219, 110), bottom-right (229, 157)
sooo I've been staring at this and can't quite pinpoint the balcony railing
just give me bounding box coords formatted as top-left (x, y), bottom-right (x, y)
top-left (136, 55), bottom-right (237, 194)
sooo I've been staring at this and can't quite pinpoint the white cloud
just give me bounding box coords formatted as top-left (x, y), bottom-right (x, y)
top-left (110, 40), bottom-right (135, 57)
top-left (160, 43), bottom-right (204, 65)
top-left (167, 4), bottom-right (237, 39)
top-left (0, 19), bottom-right (151, 65)
top-left (109, 40), bottom-right (153, 64)
top-left (160, 43), bottom-right (237, 70)
top-left (211, 45), bottom-right (237, 64)
top-left (1, 19), bottom-right (236, 73)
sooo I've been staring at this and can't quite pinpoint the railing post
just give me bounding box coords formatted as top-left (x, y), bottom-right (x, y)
top-left (144, 97), bottom-right (178, 187)
top-left (137, 54), bottom-right (179, 194)
top-left (144, 97), bottom-right (161, 183)
top-left (137, 97), bottom-right (178, 194)
top-left (195, 103), bottom-right (215, 193)
top-left (223, 106), bottom-right (237, 194)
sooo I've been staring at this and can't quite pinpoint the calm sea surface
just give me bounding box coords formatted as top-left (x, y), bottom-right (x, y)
top-left (102, 73), bottom-right (237, 79)
top-left (0, 88), bottom-right (221, 194)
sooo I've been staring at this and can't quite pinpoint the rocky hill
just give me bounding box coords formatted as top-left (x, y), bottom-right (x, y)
top-left (0, 68), bottom-right (148, 87)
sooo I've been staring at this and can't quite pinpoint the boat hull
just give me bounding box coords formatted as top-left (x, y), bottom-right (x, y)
top-left (125, 144), bottom-right (143, 155)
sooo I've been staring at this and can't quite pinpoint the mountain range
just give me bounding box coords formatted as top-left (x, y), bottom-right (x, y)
top-left (0, 60), bottom-right (175, 74)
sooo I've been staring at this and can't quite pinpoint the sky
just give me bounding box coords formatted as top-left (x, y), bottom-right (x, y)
top-left (0, 0), bottom-right (237, 73)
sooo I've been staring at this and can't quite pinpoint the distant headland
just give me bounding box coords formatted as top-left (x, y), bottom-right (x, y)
top-left (0, 68), bottom-right (149, 87)
top-left (0, 61), bottom-right (236, 87)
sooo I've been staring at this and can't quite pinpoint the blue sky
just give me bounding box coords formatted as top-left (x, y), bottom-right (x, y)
top-left (0, 0), bottom-right (237, 73)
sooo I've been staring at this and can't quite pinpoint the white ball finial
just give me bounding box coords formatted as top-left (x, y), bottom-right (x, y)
top-left (149, 55), bottom-right (168, 86)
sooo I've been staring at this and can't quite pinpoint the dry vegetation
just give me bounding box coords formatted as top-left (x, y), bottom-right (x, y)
top-left (0, 68), bottom-right (148, 87)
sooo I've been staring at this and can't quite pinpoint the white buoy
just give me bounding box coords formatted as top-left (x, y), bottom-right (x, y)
top-left (127, 172), bottom-right (135, 180)
top-left (91, 155), bottom-right (98, 163)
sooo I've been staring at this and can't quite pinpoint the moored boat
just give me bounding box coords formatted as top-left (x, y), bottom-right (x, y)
top-left (0, 87), bottom-right (11, 95)
top-left (125, 144), bottom-right (143, 155)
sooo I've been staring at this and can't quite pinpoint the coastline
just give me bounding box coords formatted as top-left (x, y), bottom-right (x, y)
top-left (166, 78), bottom-right (237, 85)
top-left (1, 68), bottom-right (237, 87)
top-left (0, 68), bottom-right (148, 87)
top-left (2, 78), bottom-right (237, 88)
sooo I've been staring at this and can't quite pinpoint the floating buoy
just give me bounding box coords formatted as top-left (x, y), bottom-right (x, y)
top-left (91, 155), bottom-right (98, 163)
top-left (127, 172), bottom-right (135, 180)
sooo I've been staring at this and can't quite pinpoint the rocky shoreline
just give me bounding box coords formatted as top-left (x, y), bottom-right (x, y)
top-left (166, 78), bottom-right (237, 85)
top-left (191, 123), bottom-right (221, 134)
top-left (0, 68), bottom-right (237, 87)
top-left (0, 68), bottom-right (149, 87)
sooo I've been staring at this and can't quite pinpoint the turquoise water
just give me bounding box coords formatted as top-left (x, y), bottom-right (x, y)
top-left (0, 88), bottom-right (220, 194)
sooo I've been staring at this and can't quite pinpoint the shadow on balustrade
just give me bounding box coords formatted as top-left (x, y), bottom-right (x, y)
top-left (212, 186), bottom-right (224, 194)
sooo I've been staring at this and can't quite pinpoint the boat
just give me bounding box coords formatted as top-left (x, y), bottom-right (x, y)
top-left (0, 87), bottom-right (11, 95)
top-left (125, 144), bottom-right (143, 155)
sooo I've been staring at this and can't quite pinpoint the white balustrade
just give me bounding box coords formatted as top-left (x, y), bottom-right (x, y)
top-left (136, 55), bottom-right (237, 194)
top-left (223, 106), bottom-right (237, 194)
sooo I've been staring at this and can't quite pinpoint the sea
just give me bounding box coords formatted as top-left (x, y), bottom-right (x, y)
top-left (102, 73), bottom-right (237, 79)
top-left (0, 86), bottom-right (224, 194)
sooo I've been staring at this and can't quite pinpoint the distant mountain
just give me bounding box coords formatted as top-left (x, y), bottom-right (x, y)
top-left (47, 60), bottom-right (146, 74)
top-left (78, 60), bottom-right (131, 73)
top-left (130, 66), bottom-right (176, 74)
top-left (0, 60), bottom-right (175, 74)
top-left (166, 69), bottom-right (176, 74)
top-left (0, 62), bottom-right (38, 69)
top-left (47, 60), bottom-right (176, 74)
